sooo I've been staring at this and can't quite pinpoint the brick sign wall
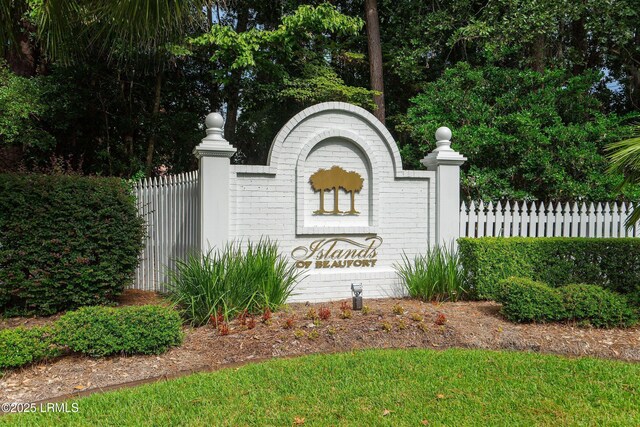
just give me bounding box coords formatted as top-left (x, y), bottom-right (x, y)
top-left (194, 102), bottom-right (465, 301)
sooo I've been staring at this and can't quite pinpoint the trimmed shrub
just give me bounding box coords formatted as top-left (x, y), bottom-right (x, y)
top-left (0, 326), bottom-right (62, 370)
top-left (395, 243), bottom-right (467, 302)
top-left (458, 237), bottom-right (640, 301)
top-left (497, 277), bottom-right (566, 323)
top-left (0, 174), bottom-right (145, 315)
top-left (54, 305), bottom-right (183, 357)
top-left (166, 239), bottom-right (301, 326)
top-left (560, 284), bottom-right (638, 328)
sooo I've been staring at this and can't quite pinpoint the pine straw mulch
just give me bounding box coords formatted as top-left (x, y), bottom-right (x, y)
top-left (1, 290), bottom-right (639, 404)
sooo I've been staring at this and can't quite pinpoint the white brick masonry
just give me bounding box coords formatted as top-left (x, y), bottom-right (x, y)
top-left (223, 102), bottom-right (443, 302)
top-left (194, 102), bottom-right (465, 301)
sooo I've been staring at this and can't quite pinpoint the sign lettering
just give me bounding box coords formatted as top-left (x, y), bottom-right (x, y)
top-left (291, 236), bottom-right (382, 269)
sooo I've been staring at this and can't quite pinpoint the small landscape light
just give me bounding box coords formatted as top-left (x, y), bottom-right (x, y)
top-left (351, 283), bottom-right (363, 310)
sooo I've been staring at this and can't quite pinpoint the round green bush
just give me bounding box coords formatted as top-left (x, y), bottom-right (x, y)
top-left (0, 326), bottom-right (62, 370)
top-left (55, 305), bottom-right (183, 357)
top-left (497, 277), bottom-right (566, 323)
top-left (560, 284), bottom-right (638, 328)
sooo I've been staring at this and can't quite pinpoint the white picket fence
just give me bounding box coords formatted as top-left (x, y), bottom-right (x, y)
top-left (461, 200), bottom-right (640, 238)
top-left (132, 171), bottom-right (199, 291)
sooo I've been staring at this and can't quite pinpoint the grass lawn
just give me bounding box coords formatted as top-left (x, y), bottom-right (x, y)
top-left (3, 348), bottom-right (639, 426)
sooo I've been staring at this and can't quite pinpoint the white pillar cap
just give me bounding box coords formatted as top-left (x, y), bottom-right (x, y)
top-left (421, 126), bottom-right (466, 170)
top-left (193, 112), bottom-right (237, 159)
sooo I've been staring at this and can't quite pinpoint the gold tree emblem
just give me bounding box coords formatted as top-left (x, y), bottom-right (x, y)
top-left (309, 166), bottom-right (363, 215)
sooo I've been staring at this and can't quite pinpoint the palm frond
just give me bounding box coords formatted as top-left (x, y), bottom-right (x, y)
top-left (34, 0), bottom-right (206, 65)
top-left (606, 127), bottom-right (640, 229)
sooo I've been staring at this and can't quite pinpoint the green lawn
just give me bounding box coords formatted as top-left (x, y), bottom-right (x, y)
top-left (3, 348), bottom-right (640, 426)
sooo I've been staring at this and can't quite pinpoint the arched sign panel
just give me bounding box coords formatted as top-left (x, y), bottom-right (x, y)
top-left (194, 102), bottom-right (464, 301)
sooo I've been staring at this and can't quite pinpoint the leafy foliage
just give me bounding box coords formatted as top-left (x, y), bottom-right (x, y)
top-left (458, 237), bottom-right (640, 301)
top-left (280, 65), bottom-right (376, 110)
top-left (0, 63), bottom-right (55, 154)
top-left (191, 3), bottom-right (375, 164)
top-left (3, 0), bottom-right (638, 190)
top-left (395, 243), bottom-right (467, 302)
top-left (405, 63), bottom-right (639, 201)
top-left (191, 4), bottom-right (363, 71)
top-left (54, 305), bottom-right (183, 357)
top-left (0, 174), bottom-right (144, 315)
top-left (560, 284), bottom-right (638, 328)
top-left (166, 239), bottom-right (301, 326)
top-left (496, 277), bottom-right (566, 323)
top-left (0, 326), bottom-right (61, 370)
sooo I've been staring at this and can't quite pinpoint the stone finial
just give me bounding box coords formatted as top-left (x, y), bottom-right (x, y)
top-left (203, 112), bottom-right (225, 142)
top-left (193, 111), bottom-right (236, 159)
top-left (434, 126), bottom-right (453, 151)
top-left (420, 125), bottom-right (466, 170)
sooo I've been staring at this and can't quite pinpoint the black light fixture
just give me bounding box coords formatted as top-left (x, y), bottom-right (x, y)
top-left (351, 283), bottom-right (363, 310)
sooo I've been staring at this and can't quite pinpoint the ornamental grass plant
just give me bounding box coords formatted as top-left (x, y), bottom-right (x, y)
top-left (395, 243), bottom-right (467, 302)
top-left (166, 239), bottom-right (301, 326)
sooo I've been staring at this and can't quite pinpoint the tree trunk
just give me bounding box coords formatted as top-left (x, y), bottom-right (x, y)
top-left (570, 16), bottom-right (587, 75)
top-left (630, 64), bottom-right (640, 110)
top-left (223, 5), bottom-right (249, 143)
top-left (206, 3), bottom-right (213, 30)
top-left (365, 0), bottom-right (385, 123)
top-left (531, 34), bottom-right (545, 73)
top-left (629, 29), bottom-right (640, 109)
top-left (145, 72), bottom-right (163, 174)
top-left (5, 20), bottom-right (37, 77)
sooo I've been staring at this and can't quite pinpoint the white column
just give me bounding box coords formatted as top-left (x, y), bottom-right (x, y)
top-left (193, 112), bottom-right (236, 252)
top-left (421, 127), bottom-right (467, 246)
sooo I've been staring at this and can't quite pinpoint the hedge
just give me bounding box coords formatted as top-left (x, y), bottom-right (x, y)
top-left (55, 305), bottom-right (183, 357)
top-left (458, 237), bottom-right (640, 301)
top-left (496, 277), bottom-right (566, 323)
top-left (560, 284), bottom-right (638, 328)
top-left (0, 305), bottom-right (184, 370)
top-left (0, 174), bottom-right (144, 315)
top-left (0, 326), bottom-right (62, 370)
top-left (496, 277), bottom-right (638, 328)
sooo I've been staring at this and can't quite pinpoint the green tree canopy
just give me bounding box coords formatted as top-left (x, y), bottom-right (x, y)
top-left (405, 62), bottom-right (639, 201)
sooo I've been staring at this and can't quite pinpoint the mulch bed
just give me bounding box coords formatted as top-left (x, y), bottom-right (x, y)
top-left (2, 290), bottom-right (639, 404)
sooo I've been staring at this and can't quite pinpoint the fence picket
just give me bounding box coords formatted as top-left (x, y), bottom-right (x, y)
top-left (460, 203), bottom-right (468, 237)
top-left (486, 201), bottom-right (496, 237)
top-left (468, 201), bottom-right (477, 238)
top-left (477, 201), bottom-right (486, 238)
top-left (494, 201), bottom-right (504, 237)
top-left (571, 202), bottom-right (578, 237)
top-left (518, 201), bottom-right (529, 236)
top-left (602, 202), bottom-right (611, 237)
top-left (512, 201), bottom-right (521, 236)
top-left (502, 201), bottom-right (512, 237)
top-left (552, 202), bottom-right (562, 236)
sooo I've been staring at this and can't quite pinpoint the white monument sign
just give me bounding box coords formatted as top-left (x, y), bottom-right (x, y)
top-left (194, 102), bottom-right (465, 301)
